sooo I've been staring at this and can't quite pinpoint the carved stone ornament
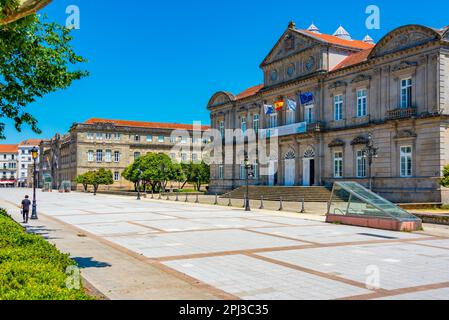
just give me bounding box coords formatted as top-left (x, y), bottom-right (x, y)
top-left (394, 130), bottom-right (417, 140)
top-left (392, 61), bottom-right (418, 72)
top-left (351, 74), bottom-right (371, 83)
top-left (328, 81), bottom-right (347, 90)
top-left (350, 136), bottom-right (369, 146)
top-left (328, 138), bottom-right (346, 148)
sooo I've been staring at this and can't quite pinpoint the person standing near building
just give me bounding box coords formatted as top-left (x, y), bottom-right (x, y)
top-left (20, 195), bottom-right (31, 224)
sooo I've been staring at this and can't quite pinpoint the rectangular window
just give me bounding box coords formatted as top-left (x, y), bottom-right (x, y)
top-left (240, 163), bottom-right (246, 180)
top-left (334, 152), bottom-right (343, 178)
top-left (170, 153), bottom-right (176, 160)
top-left (181, 153), bottom-right (188, 162)
top-left (241, 116), bottom-right (247, 133)
top-left (115, 133), bottom-right (121, 140)
top-left (253, 114), bottom-right (260, 133)
top-left (218, 165), bottom-right (224, 180)
top-left (357, 89), bottom-right (367, 117)
top-left (170, 136), bottom-right (177, 144)
top-left (158, 136), bottom-right (165, 143)
top-left (147, 135), bottom-right (153, 142)
top-left (114, 151), bottom-right (120, 163)
top-left (96, 133), bottom-right (103, 140)
top-left (192, 153), bottom-right (198, 162)
top-left (219, 121), bottom-right (225, 139)
top-left (105, 133), bottom-right (112, 140)
top-left (401, 78), bottom-right (412, 108)
top-left (400, 146), bottom-right (413, 177)
top-left (105, 150), bottom-right (112, 162)
top-left (356, 150), bottom-right (367, 178)
top-left (87, 133), bottom-right (94, 140)
top-left (334, 95), bottom-right (343, 121)
top-left (96, 150), bottom-right (103, 162)
top-left (305, 105), bottom-right (314, 124)
top-left (134, 135), bottom-right (140, 142)
top-left (181, 136), bottom-right (188, 144)
top-left (269, 113), bottom-right (278, 128)
top-left (134, 152), bottom-right (141, 160)
top-left (286, 109), bottom-right (295, 125)
top-left (114, 171), bottom-right (120, 182)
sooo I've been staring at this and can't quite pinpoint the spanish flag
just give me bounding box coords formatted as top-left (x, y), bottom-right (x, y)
top-left (274, 100), bottom-right (285, 111)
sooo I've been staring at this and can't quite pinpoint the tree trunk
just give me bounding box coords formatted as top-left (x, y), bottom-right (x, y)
top-left (93, 185), bottom-right (98, 196)
top-left (181, 181), bottom-right (188, 190)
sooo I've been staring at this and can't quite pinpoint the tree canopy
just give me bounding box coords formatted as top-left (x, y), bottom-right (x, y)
top-left (0, 13), bottom-right (88, 139)
top-left (440, 165), bottom-right (449, 188)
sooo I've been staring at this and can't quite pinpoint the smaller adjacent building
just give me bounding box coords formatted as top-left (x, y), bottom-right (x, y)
top-left (17, 139), bottom-right (41, 187)
top-left (39, 118), bottom-right (210, 190)
top-left (0, 144), bottom-right (19, 187)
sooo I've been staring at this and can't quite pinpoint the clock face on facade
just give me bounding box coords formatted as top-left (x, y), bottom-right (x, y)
top-left (305, 56), bottom-right (315, 72)
top-left (270, 70), bottom-right (278, 81)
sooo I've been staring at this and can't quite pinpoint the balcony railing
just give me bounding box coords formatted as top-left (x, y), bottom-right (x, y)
top-left (386, 107), bottom-right (417, 120)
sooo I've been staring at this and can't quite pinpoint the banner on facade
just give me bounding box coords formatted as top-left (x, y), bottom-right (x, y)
top-left (260, 122), bottom-right (307, 139)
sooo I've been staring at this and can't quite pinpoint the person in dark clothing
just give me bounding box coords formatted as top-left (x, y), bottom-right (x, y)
top-left (21, 195), bottom-right (31, 224)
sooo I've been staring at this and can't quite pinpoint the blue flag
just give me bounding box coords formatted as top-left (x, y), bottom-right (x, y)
top-left (300, 92), bottom-right (314, 106)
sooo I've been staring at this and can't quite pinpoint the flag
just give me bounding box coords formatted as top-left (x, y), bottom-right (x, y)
top-left (286, 98), bottom-right (297, 111)
top-left (274, 100), bottom-right (285, 111)
top-left (264, 104), bottom-right (274, 115)
top-left (300, 92), bottom-right (314, 106)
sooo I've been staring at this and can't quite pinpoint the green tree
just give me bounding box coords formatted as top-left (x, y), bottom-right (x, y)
top-left (75, 172), bottom-right (93, 192)
top-left (440, 165), bottom-right (449, 188)
top-left (91, 169), bottom-right (113, 195)
top-left (0, 13), bottom-right (88, 139)
top-left (182, 161), bottom-right (210, 191)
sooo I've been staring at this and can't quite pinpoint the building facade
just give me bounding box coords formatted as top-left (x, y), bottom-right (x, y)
top-left (207, 22), bottom-right (449, 203)
top-left (39, 118), bottom-right (209, 190)
top-left (0, 144), bottom-right (18, 187)
top-left (17, 139), bottom-right (41, 187)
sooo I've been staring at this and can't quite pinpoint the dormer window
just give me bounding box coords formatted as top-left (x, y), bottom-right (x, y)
top-left (270, 70), bottom-right (278, 82)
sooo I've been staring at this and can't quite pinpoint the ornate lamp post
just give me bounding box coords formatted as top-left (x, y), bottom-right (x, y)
top-left (30, 146), bottom-right (39, 220)
top-left (363, 133), bottom-right (379, 191)
top-left (244, 153), bottom-right (254, 212)
top-left (136, 169), bottom-right (142, 200)
top-left (0, 0), bottom-right (52, 25)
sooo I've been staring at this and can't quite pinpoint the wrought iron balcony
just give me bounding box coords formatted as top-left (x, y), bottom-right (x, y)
top-left (386, 107), bottom-right (417, 120)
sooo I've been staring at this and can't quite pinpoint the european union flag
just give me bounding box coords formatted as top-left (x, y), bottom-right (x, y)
top-left (300, 92), bottom-right (314, 106)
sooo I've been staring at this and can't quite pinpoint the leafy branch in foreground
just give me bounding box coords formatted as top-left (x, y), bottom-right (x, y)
top-left (0, 13), bottom-right (88, 139)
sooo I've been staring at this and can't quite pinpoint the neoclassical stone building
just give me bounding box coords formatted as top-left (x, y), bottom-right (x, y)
top-left (39, 118), bottom-right (209, 190)
top-left (207, 22), bottom-right (449, 203)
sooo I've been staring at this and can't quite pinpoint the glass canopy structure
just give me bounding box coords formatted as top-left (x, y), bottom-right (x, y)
top-left (327, 181), bottom-right (422, 231)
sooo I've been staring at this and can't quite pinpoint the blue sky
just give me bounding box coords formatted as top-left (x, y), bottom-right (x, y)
top-left (2, 0), bottom-right (449, 143)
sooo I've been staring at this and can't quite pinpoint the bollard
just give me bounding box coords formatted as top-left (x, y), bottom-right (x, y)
top-left (158, 192), bottom-right (162, 200)
top-left (259, 195), bottom-right (264, 210)
top-left (300, 198), bottom-right (305, 213)
top-left (279, 197), bottom-right (283, 211)
top-left (214, 193), bottom-right (218, 205)
top-left (195, 194), bottom-right (199, 204)
top-left (175, 192), bottom-right (179, 202)
top-left (185, 194), bottom-right (188, 203)
top-left (228, 196), bottom-right (232, 207)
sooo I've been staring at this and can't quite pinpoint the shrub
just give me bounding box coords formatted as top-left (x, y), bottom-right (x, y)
top-left (0, 209), bottom-right (93, 300)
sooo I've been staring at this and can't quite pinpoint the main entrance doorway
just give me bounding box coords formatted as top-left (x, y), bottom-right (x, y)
top-left (284, 150), bottom-right (296, 186)
top-left (302, 148), bottom-right (315, 187)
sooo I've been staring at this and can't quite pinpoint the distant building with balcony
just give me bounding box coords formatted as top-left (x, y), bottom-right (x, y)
top-left (207, 22), bottom-right (449, 203)
top-left (17, 139), bottom-right (42, 187)
top-left (0, 144), bottom-right (19, 187)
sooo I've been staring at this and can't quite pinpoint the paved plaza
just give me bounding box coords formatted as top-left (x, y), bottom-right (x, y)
top-left (1, 189), bottom-right (449, 300)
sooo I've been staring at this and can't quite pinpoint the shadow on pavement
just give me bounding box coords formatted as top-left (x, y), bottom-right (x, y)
top-left (73, 257), bottom-right (112, 269)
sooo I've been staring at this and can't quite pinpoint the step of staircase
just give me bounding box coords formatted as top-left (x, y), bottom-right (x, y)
top-left (221, 186), bottom-right (339, 203)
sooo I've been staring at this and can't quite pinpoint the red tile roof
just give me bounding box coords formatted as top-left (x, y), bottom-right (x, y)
top-left (84, 118), bottom-right (210, 131)
top-left (19, 139), bottom-right (42, 146)
top-left (0, 144), bottom-right (18, 153)
top-left (302, 30), bottom-right (375, 50)
top-left (236, 84), bottom-right (264, 100)
top-left (332, 49), bottom-right (373, 71)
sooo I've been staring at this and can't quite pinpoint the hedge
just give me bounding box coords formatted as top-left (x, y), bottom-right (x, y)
top-left (0, 209), bottom-right (93, 300)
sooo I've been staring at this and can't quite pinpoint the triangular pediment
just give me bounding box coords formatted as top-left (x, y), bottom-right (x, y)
top-left (260, 29), bottom-right (323, 67)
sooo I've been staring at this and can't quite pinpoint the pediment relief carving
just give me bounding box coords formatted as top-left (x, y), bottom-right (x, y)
top-left (392, 61), bottom-right (418, 72)
top-left (351, 136), bottom-right (369, 146)
top-left (328, 81), bottom-right (348, 90)
top-left (394, 130), bottom-right (417, 140)
top-left (351, 74), bottom-right (371, 83)
top-left (369, 26), bottom-right (440, 58)
top-left (328, 138), bottom-right (346, 148)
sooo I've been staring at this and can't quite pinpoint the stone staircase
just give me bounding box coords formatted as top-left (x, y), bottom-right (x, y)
top-left (221, 186), bottom-right (340, 203)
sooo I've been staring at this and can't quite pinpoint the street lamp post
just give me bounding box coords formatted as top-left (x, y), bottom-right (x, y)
top-left (30, 147), bottom-right (39, 220)
top-left (244, 153), bottom-right (254, 212)
top-left (363, 133), bottom-right (379, 191)
top-left (136, 169), bottom-right (142, 200)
